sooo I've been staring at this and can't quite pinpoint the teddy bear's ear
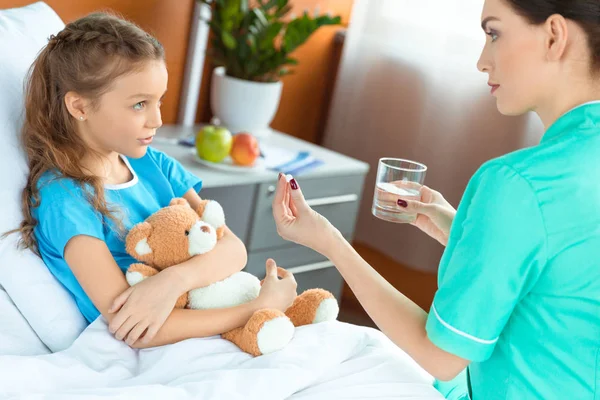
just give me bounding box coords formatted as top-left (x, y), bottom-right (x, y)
top-left (194, 199), bottom-right (210, 217)
top-left (198, 200), bottom-right (226, 230)
top-left (125, 222), bottom-right (153, 260)
top-left (169, 198), bottom-right (190, 207)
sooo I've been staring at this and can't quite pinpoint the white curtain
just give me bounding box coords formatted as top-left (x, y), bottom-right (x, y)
top-left (323, 0), bottom-right (544, 272)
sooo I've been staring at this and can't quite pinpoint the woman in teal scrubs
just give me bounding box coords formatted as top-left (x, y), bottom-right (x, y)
top-left (269, 0), bottom-right (600, 398)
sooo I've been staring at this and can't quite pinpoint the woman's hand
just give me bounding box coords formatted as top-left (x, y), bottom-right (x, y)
top-left (393, 181), bottom-right (456, 246)
top-left (272, 173), bottom-right (342, 255)
top-left (255, 259), bottom-right (298, 312)
top-left (108, 269), bottom-right (184, 347)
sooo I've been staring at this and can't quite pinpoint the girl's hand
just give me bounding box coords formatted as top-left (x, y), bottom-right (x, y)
top-left (255, 259), bottom-right (297, 312)
top-left (272, 173), bottom-right (342, 255)
top-left (108, 269), bottom-right (184, 347)
top-left (391, 181), bottom-right (456, 246)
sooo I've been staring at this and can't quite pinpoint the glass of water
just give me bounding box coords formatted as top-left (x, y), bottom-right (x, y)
top-left (371, 158), bottom-right (427, 223)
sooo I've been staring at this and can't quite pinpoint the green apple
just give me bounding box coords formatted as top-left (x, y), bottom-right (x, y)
top-left (196, 125), bottom-right (232, 163)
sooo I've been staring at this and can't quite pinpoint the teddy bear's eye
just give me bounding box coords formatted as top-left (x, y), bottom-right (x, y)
top-left (185, 230), bottom-right (190, 236)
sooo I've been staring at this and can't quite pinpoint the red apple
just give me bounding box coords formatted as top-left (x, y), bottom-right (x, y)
top-left (230, 133), bottom-right (260, 166)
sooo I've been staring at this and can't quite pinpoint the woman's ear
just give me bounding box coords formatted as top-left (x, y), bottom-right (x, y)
top-left (125, 222), bottom-right (153, 261)
top-left (544, 14), bottom-right (569, 63)
top-left (64, 91), bottom-right (90, 121)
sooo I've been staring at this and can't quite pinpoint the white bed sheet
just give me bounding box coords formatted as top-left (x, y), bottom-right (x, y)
top-left (0, 317), bottom-right (444, 399)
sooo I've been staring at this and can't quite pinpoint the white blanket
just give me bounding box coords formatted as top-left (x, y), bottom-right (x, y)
top-left (0, 318), bottom-right (444, 399)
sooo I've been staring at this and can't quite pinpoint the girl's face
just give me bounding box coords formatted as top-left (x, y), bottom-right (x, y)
top-left (82, 60), bottom-right (168, 159)
top-left (477, 0), bottom-right (552, 116)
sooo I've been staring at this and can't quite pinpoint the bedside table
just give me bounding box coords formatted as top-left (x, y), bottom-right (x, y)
top-left (152, 124), bottom-right (370, 301)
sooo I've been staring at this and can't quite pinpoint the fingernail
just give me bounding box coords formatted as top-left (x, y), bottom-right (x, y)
top-left (397, 199), bottom-right (408, 208)
top-left (290, 179), bottom-right (298, 190)
top-left (278, 172), bottom-right (284, 181)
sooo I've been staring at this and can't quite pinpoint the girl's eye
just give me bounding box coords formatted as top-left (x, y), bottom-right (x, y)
top-left (486, 30), bottom-right (499, 42)
top-left (133, 101), bottom-right (145, 110)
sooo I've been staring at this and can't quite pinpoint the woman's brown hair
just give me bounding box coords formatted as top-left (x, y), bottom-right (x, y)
top-left (505, 0), bottom-right (600, 73)
top-left (4, 11), bottom-right (164, 255)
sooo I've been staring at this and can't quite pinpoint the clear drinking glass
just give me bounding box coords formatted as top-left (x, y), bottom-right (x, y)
top-left (371, 158), bottom-right (427, 223)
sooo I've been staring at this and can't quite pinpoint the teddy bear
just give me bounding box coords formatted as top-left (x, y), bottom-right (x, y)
top-left (124, 197), bottom-right (339, 356)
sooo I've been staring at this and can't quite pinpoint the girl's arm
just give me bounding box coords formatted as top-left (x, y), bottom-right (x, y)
top-left (65, 235), bottom-right (262, 349)
top-left (166, 188), bottom-right (247, 292)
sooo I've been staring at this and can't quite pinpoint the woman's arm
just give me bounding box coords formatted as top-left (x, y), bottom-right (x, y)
top-left (166, 188), bottom-right (248, 292)
top-left (323, 233), bottom-right (469, 381)
top-left (272, 174), bottom-right (469, 381)
top-left (65, 235), bottom-right (260, 349)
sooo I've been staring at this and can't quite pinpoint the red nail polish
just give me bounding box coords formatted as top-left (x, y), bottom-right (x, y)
top-left (290, 179), bottom-right (298, 190)
top-left (397, 199), bottom-right (408, 208)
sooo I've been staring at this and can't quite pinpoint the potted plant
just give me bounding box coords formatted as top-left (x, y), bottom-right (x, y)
top-left (199, 0), bottom-right (341, 137)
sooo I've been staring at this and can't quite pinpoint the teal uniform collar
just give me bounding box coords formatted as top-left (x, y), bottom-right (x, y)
top-left (541, 100), bottom-right (600, 144)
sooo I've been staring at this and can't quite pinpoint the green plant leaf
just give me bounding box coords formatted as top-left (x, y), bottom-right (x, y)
top-left (316, 15), bottom-right (342, 25)
top-left (246, 34), bottom-right (257, 53)
top-left (203, 0), bottom-right (340, 82)
top-left (275, 4), bottom-right (292, 18)
top-left (258, 22), bottom-right (282, 50)
top-left (251, 8), bottom-right (269, 29)
top-left (238, 40), bottom-right (251, 60)
top-left (282, 13), bottom-right (341, 53)
top-left (258, 0), bottom-right (280, 12)
top-left (221, 31), bottom-right (237, 49)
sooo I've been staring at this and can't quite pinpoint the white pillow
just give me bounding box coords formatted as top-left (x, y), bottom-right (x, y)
top-left (0, 2), bottom-right (88, 352)
top-left (0, 285), bottom-right (50, 356)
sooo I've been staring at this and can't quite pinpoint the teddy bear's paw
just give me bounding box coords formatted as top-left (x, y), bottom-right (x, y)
top-left (201, 201), bottom-right (225, 229)
top-left (126, 271), bottom-right (147, 286)
top-left (312, 297), bottom-right (339, 324)
top-left (257, 316), bottom-right (295, 355)
top-left (125, 264), bottom-right (159, 287)
top-left (285, 289), bottom-right (339, 327)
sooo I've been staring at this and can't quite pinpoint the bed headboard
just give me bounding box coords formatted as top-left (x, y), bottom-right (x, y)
top-left (0, 0), bottom-right (195, 124)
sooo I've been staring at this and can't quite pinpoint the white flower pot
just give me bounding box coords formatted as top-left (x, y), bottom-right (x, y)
top-left (210, 66), bottom-right (283, 137)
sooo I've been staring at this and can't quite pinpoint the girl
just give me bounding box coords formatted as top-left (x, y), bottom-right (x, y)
top-left (272, 0), bottom-right (600, 398)
top-left (11, 12), bottom-right (297, 348)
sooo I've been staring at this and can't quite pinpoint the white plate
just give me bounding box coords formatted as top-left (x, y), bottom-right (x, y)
top-left (190, 148), bottom-right (266, 173)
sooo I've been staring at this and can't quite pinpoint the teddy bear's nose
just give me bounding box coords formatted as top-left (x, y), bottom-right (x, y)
top-left (201, 225), bottom-right (211, 233)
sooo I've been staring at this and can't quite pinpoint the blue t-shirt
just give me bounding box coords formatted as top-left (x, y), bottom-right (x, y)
top-left (32, 147), bottom-right (203, 324)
